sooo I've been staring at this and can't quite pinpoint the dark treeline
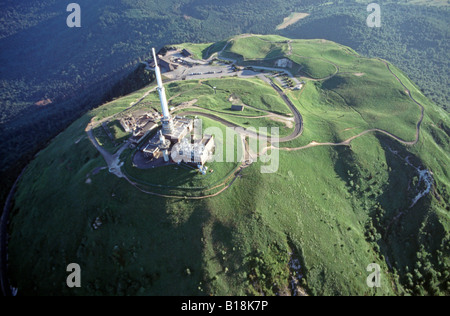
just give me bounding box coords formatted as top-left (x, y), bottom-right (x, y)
top-left (0, 64), bottom-right (154, 209)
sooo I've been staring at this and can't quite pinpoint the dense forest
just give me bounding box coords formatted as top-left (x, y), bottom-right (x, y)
top-left (0, 0), bottom-right (449, 206)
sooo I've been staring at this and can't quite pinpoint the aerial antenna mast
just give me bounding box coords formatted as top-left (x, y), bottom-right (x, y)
top-left (152, 48), bottom-right (174, 135)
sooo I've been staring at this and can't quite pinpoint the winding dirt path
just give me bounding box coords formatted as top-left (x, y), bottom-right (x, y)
top-left (276, 59), bottom-right (424, 152)
top-left (85, 36), bottom-right (425, 200)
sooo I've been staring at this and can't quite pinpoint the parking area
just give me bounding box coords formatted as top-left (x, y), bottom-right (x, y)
top-left (164, 63), bottom-right (236, 80)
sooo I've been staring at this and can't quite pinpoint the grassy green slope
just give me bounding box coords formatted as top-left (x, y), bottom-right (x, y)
top-left (221, 36), bottom-right (355, 79)
top-left (7, 36), bottom-right (450, 296)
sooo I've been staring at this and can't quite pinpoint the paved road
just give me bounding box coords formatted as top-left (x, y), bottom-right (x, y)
top-left (276, 61), bottom-right (426, 152)
top-left (266, 80), bottom-right (303, 142)
top-left (86, 127), bottom-right (129, 178)
top-left (85, 38), bottom-right (426, 200)
top-left (175, 75), bottom-right (304, 143)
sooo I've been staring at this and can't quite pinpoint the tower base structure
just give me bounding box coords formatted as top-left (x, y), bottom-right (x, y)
top-left (161, 116), bottom-right (194, 144)
top-left (161, 117), bottom-right (174, 136)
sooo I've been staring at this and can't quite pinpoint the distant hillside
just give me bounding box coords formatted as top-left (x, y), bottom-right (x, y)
top-left (279, 2), bottom-right (450, 111)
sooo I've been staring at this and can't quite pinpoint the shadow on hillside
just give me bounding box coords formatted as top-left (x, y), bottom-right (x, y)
top-left (331, 135), bottom-right (446, 290)
top-left (265, 48), bottom-right (285, 60)
top-left (321, 75), bottom-right (348, 91)
top-left (331, 145), bottom-right (359, 195)
top-left (97, 197), bottom-right (213, 296)
top-left (373, 136), bottom-right (444, 275)
top-left (7, 175), bottom-right (212, 296)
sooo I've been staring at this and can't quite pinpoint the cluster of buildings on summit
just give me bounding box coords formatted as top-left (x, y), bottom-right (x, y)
top-left (121, 48), bottom-right (215, 170)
